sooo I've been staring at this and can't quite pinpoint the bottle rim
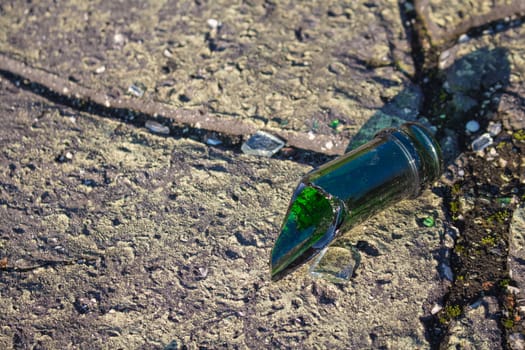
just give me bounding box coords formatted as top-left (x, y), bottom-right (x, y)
top-left (377, 122), bottom-right (444, 196)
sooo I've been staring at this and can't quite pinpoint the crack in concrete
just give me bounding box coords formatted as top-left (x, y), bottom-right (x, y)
top-left (0, 53), bottom-right (348, 156)
top-left (403, 1), bottom-right (525, 348)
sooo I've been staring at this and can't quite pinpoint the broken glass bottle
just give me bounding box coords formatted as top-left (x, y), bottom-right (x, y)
top-left (270, 123), bottom-right (443, 281)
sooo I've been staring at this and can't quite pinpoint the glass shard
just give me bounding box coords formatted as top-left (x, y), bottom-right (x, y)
top-left (145, 120), bottom-right (170, 135)
top-left (241, 131), bottom-right (285, 157)
top-left (471, 133), bottom-right (493, 152)
top-left (309, 241), bottom-right (361, 284)
top-left (128, 83), bottom-right (145, 98)
top-left (422, 216), bottom-right (435, 227)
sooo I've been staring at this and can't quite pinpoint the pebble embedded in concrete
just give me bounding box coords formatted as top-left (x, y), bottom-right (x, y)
top-left (487, 122), bottom-right (502, 136)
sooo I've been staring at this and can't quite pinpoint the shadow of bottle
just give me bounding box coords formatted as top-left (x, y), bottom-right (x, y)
top-left (346, 47), bottom-right (511, 164)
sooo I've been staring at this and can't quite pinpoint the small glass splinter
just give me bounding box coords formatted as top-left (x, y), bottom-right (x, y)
top-left (270, 123), bottom-right (443, 281)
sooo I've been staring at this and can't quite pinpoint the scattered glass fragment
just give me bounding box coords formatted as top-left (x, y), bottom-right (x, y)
top-left (329, 119), bottom-right (340, 129)
top-left (207, 18), bottom-right (221, 29)
top-left (469, 299), bottom-right (483, 309)
top-left (403, 2), bottom-right (414, 11)
top-left (309, 242), bottom-right (361, 284)
top-left (206, 138), bottom-right (222, 146)
top-left (128, 83), bottom-right (145, 98)
top-left (241, 131), bottom-right (285, 157)
top-left (507, 285), bottom-right (520, 295)
top-left (422, 216), bottom-right (435, 227)
top-left (431, 304), bottom-right (443, 315)
top-left (145, 120), bottom-right (170, 135)
top-left (95, 66), bottom-right (106, 74)
top-left (271, 123), bottom-right (443, 281)
top-left (198, 267), bottom-right (208, 279)
top-left (458, 34), bottom-right (470, 43)
top-left (497, 197), bottom-right (511, 205)
top-left (487, 122), bottom-right (502, 136)
top-left (82, 179), bottom-right (98, 187)
top-left (113, 33), bottom-right (126, 45)
top-left (465, 120), bottom-right (480, 133)
top-left (471, 133), bottom-right (493, 152)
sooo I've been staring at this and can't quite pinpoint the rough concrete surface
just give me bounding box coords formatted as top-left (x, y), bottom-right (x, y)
top-left (0, 0), bottom-right (411, 138)
top-left (0, 77), bottom-right (448, 349)
top-left (427, 0), bottom-right (518, 31)
top-left (0, 0), bottom-right (524, 349)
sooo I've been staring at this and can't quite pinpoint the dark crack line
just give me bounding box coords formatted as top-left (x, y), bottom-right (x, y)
top-left (0, 53), bottom-right (348, 156)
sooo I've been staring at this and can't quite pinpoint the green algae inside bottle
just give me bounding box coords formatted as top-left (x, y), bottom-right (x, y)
top-left (270, 184), bottom-right (344, 280)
